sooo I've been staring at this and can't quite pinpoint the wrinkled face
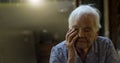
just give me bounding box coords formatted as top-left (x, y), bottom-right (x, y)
top-left (73, 14), bottom-right (98, 50)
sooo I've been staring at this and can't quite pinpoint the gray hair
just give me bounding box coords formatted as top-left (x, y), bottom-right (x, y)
top-left (68, 4), bottom-right (101, 31)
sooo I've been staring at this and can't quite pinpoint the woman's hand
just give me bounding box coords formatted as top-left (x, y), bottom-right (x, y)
top-left (66, 27), bottom-right (79, 63)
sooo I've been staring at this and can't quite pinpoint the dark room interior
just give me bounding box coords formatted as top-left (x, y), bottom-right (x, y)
top-left (0, 0), bottom-right (120, 63)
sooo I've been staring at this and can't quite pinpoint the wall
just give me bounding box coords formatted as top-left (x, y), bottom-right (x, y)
top-left (0, 1), bottom-right (73, 63)
top-left (0, 30), bottom-right (36, 63)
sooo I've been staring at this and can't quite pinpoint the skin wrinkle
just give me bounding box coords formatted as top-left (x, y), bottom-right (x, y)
top-left (66, 5), bottom-right (101, 63)
top-left (72, 13), bottom-right (98, 53)
top-left (69, 13), bottom-right (98, 62)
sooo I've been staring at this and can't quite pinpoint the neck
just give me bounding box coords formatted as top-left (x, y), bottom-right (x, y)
top-left (76, 48), bottom-right (89, 63)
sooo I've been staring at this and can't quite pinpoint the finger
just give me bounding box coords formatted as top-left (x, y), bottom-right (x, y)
top-left (66, 28), bottom-right (76, 39)
top-left (66, 35), bottom-right (78, 48)
top-left (67, 30), bottom-right (78, 42)
top-left (66, 29), bottom-right (75, 40)
top-left (71, 35), bottom-right (78, 45)
top-left (72, 25), bottom-right (79, 30)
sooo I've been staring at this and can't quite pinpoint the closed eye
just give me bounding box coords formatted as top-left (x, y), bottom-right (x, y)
top-left (83, 27), bottom-right (92, 32)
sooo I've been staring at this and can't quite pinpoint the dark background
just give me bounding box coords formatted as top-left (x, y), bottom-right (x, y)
top-left (0, 0), bottom-right (119, 63)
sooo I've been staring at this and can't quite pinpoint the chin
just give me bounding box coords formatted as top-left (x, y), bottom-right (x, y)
top-left (76, 44), bottom-right (87, 49)
top-left (77, 45), bottom-right (88, 49)
top-left (75, 42), bottom-right (92, 49)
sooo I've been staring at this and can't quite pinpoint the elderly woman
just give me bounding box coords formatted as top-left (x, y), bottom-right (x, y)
top-left (49, 4), bottom-right (120, 63)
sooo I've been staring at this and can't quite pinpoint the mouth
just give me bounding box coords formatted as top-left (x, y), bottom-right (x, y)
top-left (75, 38), bottom-right (89, 48)
top-left (77, 38), bottom-right (87, 43)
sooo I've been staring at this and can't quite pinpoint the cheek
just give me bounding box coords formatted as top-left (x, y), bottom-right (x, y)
top-left (85, 32), bottom-right (97, 41)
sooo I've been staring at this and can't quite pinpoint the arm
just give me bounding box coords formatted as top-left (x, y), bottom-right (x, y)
top-left (49, 27), bottom-right (78, 63)
top-left (67, 47), bottom-right (77, 63)
top-left (66, 28), bottom-right (78, 63)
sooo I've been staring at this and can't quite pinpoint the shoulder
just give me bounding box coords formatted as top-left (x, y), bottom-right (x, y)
top-left (97, 36), bottom-right (111, 42)
top-left (50, 41), bottom-right (67, 63)
top-left (97, 36), bottom-right (112, 44)
top-left (96, 37), bottom-right (119, 63)
top-left (50, 40), bottom-right (67, 60)
top-left (97, 36), bottom-right (115, 50)
top-left (51, 40), bottom-right (67, 54)
top-left (53, 40), bottom-right (66, 49)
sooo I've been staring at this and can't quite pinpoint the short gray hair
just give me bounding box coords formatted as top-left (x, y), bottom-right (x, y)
top-left (68, 4), bottom-right (101, 31)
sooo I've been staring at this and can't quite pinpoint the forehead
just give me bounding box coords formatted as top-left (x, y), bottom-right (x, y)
top-left (75, 13), bottom-right (96, 28)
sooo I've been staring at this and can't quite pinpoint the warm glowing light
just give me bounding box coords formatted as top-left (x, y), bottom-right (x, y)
top-left (28, 0), bottom-right (44, 6)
